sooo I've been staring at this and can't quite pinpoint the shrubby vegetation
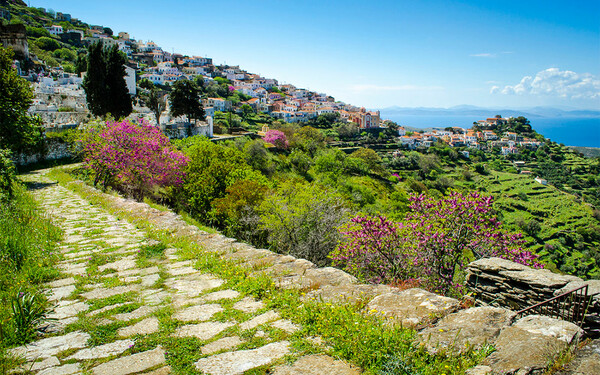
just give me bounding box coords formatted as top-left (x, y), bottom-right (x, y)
top-left (80, 119), bottom-right (188, 199)
top-left (0, 47), bottom-right (44, 155)
top-left (331, 191), bottom-right (540, 295)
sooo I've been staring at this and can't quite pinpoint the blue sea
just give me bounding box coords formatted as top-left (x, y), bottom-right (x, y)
top-left (382, 115), bottom-right (600, 148)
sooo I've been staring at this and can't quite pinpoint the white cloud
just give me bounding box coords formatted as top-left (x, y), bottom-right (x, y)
top-left (492, 68), bottom-right (600, 99)
top-left (349, 84), bottom-right (444, 93)
top-left (470, 53), bottom-right (496, 58)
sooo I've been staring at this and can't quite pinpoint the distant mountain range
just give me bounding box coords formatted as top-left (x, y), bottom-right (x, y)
top-left (377, 105), bottom-right (600, 119)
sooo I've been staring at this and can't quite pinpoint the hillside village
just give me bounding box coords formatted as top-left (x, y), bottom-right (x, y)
top-left (2, 3), bottom-right (544, 156)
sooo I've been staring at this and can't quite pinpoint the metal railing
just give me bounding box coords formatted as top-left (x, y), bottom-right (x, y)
top-left (516, 285), bottom-right (591, 325)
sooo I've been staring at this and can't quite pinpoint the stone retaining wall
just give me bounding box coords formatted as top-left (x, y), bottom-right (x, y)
top-left (14, 138), bottom-right (74, 166)
top-left (466, 257), bottom-right (600, 335)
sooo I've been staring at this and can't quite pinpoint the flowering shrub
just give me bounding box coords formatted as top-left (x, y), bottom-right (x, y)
top-left (263, 129), bottom-right (289, 149)
top-left (81, 119), bottom-right (188, 199)
top-left (330, 190), bottom-right (541, 295)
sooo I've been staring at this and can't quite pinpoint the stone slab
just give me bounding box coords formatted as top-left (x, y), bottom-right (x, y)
top-left (10, 331), bottom-right (90, 360)
top-left (418, 306), bottom-right (516, 354)
top-left (37, 363), bottom-right (81, 375)
top-left (232, 297), bottom-right (265, 314)
top-left (168, 266), bottom-right (196, 276)
top-left (272, 354), bottom-right (361, 375)
top-left (201, 336), bottom-right (243, 355)
top-left (65, 339), bottom-right (134, 360)
top-left (22, 356), bottom-right (60, 372)
top-left (141, 273), bottom-right (160, 287)
top-left (98, 257), bottom-right (137, 272)
top-left (48, 301), bottom-right (89, 320)
top-left (172, 322), bottom-right (234, 341)
top-left (92, 346), bottom-right (166, 375)
top-left (239, 310), bottom-right (280, 331)
top-left (81, 285), bottom-right (140, 300)
top-left (195, 341), bottom-right (290, 375)
top-left (483, 315), bottom-right (583, 374)
top-left (144, 366), bottom-right (172, 375)
top-left (88, 303), bottom-right (127, 317)
top-left (173, 304), bottom-right (223, 322)
top-left (118, 317), bottom-right (160, 337)
top-left (46, 277), bottom-right (76, 288)
top-left (271, 319), bottom-right (300, 333)
top-left (113, 305), bottom-right (157, 321)
top-left (165, 274), bottom-right (224, 297)
top-left (202, 289), bottom-right (240, 301)
top-left (366, 288), bottom-right (460, 328)
top-left (48, 285), bottom-right (76, 301)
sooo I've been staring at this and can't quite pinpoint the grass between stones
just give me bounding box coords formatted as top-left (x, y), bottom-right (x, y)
top-left (47, 166), bottom-right (493, 374)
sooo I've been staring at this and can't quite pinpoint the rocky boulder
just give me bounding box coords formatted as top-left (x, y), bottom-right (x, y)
top-left (483, 315), bottom-right (583, 374)
top-left (418, 306), bottom-right (515, 354)
top-left (366, 288), bottom-right (460, 328)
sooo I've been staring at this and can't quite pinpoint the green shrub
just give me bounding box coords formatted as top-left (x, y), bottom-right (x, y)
top-left (34, 37), bottom-right (61, 51)
top-left (9, 291), bottom-right (51, 344)
top-left (25, 26), bottom-right (51, 38)
top-left (259, 180), bottom-right (350, 266)
top-left (181, 139), bottom-right (268, 220)
top-left (52, 48), bottom-right (76, 61)
top-left (0, 149), bottom-right (15, 200)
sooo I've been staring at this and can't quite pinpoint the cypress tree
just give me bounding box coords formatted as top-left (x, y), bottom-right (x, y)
top-left (82, 41), bottom-right (107, 117)
top-left (82, 42), bottom-right (132, 119)
top-left (105, 45), bottom-right (132, 119)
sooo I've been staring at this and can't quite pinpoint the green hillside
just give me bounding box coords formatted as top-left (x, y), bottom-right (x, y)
top-left (475, 171), bottom-right (600, 278)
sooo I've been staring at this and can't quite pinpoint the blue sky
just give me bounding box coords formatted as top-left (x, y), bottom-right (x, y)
top-left (29, 0), bottom-right (600, 109)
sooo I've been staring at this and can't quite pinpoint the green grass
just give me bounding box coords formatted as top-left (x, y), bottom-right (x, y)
top-left (0, 184), bottom-right (63, 371)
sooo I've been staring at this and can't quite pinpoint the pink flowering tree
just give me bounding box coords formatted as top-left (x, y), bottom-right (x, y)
top-left (81, 119), bottom-right (188, 199)
top-left (330, 190), bottom-right (541, 295)
top-left (263, 129), bottom-right (289, 150)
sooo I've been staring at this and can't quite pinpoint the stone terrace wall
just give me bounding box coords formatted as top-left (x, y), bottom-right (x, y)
top-left (14, 138), bottom-right (73, 166)
top-left (466, 257), bottom-right (600, 335)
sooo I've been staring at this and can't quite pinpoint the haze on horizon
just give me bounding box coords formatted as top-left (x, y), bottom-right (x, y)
top-left (29, 0), bottom-right (600, 110)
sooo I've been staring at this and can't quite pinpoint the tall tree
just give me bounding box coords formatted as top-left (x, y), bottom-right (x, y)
top-left (82, 42), bottom-right (107, 116)
top-left (145, 88), bottom-right (166, 125)
top-left (169, 80), bottom-right (204, 124)
top-left (104, 45), bottom-right (132, 119)
top-left (0, 46), bottom-right (44, 154)
top-left (82, 42), bottom-right (132, 119)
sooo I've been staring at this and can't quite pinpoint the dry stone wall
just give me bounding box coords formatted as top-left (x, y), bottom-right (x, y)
top-left (466, 257), bottom-right (600, 335)
top-left (14, 137), bottom-right (73, 166)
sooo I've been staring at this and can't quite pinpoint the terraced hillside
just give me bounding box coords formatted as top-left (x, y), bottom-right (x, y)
top-left (476, 171), bottom-right (600, 278)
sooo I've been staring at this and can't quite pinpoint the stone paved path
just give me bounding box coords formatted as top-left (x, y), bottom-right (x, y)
top-left (13, 169), bottom-right (360, 375)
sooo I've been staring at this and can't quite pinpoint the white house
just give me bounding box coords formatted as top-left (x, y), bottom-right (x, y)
top-left (141, 73), bottom-right (164, 85)
top-left (316, 106), bottom-right (335, 115)
top-left (46, 25), bottom-right (63, 35)
top-left (204, 98), bottom-right (231, 112)
top-left (124, 66), bottom-right (136, 96)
